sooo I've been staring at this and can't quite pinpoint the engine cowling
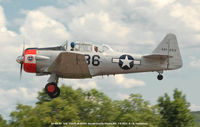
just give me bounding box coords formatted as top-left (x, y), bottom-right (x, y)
top-left (23, 49), bottom-right (37, 73)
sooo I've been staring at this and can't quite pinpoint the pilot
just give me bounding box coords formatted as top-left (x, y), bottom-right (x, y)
top-left (94, 46), bottom-right (98, 52)
top-left (70, 42), bottom-right (75, 51)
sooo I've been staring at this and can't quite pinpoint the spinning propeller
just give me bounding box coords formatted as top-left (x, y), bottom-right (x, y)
top-left (16, 42), bottom-right (25, 79)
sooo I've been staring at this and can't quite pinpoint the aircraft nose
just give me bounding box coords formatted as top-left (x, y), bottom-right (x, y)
top-left (16, 56), bottom-right (23, 64)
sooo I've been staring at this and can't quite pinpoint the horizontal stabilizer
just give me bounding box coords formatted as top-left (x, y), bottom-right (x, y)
top-left (143, 54), bottom-right (173, 59)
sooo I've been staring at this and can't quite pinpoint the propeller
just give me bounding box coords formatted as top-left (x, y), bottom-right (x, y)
top-left (16, 41), bottom-right (25, 80)
top-left (20, 62), bottom-right (23, 79)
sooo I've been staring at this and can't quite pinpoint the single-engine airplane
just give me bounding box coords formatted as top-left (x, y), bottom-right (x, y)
top-left (16, 33), bottom-right (182, 98)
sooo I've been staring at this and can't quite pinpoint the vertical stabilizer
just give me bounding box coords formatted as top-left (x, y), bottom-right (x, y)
top-left (153, 33), bottom-right (183, 70)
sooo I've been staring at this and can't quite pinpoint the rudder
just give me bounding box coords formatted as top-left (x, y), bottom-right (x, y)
top-left (153, 33), bottom-right (183, 70)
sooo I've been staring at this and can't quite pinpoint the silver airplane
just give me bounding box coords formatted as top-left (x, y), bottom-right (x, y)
top-left (16, 33), bottom-right (182, 98)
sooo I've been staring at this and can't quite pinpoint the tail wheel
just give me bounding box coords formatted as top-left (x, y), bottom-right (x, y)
top-left (45, 82), bottom-right (60, 98)
top-left (157, 74), bottom-right (163, 80)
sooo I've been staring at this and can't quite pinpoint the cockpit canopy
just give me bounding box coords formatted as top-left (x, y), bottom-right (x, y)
top-left (61, 40), bottom-right (114, 53)
top-left (100, 44), bottom-right (114, 52)
top-left (74, 43), bottom-right (93, 52)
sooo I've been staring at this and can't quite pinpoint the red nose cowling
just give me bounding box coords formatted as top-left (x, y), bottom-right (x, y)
top-left (23, 49), bottom-right (37, 73)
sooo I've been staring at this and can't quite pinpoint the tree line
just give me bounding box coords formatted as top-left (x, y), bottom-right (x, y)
top-left (0, 85), bottom-right (195, 127)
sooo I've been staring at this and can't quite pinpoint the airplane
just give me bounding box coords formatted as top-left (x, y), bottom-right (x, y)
top-left (16, 33), bottom-right (182, 98)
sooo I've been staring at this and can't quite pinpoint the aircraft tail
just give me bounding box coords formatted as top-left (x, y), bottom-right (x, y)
top-left (152, 33), bottom-right (183, 70)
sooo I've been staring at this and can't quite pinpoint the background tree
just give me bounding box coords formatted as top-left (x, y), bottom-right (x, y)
top-left (9, 85), bottom-right (118, 127)
top-left (3, 85), bottom-right (196, 127)
top-left (80, 89), bottom-right (117, 122)
top-left (114, 94), bottom-right (160, 127)
top-left (158, 88), bottom-right (194, 127)
top-left (0, 115), bottom-right (9, 127)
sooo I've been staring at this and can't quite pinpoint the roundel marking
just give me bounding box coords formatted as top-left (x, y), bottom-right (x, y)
top-left (27, 55), bottom-right (34, 62)
top-left (118, 54), bottom-right (134, 70)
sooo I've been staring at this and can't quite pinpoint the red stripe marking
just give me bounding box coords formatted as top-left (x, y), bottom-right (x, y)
top-left (23, 49), bottom-right (37, 73)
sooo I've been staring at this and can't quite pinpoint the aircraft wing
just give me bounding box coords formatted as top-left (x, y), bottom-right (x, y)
top-left (48, 52), bottom-right (92, 78)
top-left (143, 54), bottom-right (173, 59)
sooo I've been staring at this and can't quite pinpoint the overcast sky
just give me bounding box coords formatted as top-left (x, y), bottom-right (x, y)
top-left (0, 0), bottom-right (200, 120)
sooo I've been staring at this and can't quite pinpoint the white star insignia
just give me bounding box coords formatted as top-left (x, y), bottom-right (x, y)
top-left (120, 55), bottom-right (133, 68)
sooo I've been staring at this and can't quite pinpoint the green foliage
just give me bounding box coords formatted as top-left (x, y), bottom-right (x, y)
top-left (9, 85), bottom-right (120, 127)
top-left (0, 115), bottom-right (9, 127)
top-left (0, 86), bottom-right (196, 127)
top-left (158, 88), bottom-right (194, 127)
top-left (80, 89), bottom-right (117, 122)
top-left (6, 85), bottom-right (160, 127)
top-left (114, 94), bottom-right (160, 127)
